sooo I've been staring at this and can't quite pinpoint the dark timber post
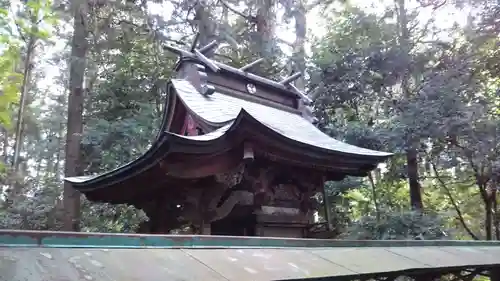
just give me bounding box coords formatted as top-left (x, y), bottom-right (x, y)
top-left (321, 180), bottom-right (333, 231)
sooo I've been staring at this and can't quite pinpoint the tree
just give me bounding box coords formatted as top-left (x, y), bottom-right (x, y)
top-left (62, 0), bottom-right (88, 231)
top-left (309, 2), bottom-right (500, 240)
top-left (0, 4), bottom-right (22, 131)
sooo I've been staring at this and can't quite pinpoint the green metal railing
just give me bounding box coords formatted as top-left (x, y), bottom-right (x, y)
top-left (2, 229), bottom-right (500, 248)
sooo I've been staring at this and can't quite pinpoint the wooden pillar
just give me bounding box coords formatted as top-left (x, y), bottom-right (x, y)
top-left (200, 222), bottom-right (211, 235)
top-left (321, 179), bottom-right (333, 231)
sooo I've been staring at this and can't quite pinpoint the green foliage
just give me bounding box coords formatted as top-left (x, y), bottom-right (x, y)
top-left (311, 2), bottom-right (500, 240)
top-left (80, 199), bottom-right (147, 233)
top-left (0, 7), bottom-right (22, 130)
top-left (16, 0), bottom-right (58, 40)
top-left (343, 210), bottom-right (449, 240)
top-left (76, 3), bottom-right (177, 230)
top-left (0, 43), bottom-right (21, 129)
top-left (82, 28), bottom-right (174, 173)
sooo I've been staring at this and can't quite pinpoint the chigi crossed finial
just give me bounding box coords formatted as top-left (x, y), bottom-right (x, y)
top-left (162, 32), bottom-right (313, 105)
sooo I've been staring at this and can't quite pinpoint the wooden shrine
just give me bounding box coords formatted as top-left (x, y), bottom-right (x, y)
top-left (65, 35), bottom-right (392, 237)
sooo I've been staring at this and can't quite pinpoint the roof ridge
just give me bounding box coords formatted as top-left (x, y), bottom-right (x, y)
top-left (162, 33), bottom-right (313, 105)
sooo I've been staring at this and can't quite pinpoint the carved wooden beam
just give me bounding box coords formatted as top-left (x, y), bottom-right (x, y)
top-left (242, 162), bottom-right (278, 206)
top-left (214, 163), bottom-right (245, 189)
top-left (206, 181), bottom-right (232, 210)
top-left (173, 164), bottom-right (250, 231)
top-left (210, 190), bottom-right (254, 222)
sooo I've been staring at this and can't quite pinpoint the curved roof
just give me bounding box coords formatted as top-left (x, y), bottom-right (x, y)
top-left (65, 79), bottom-right (392, 199)
top-left (172, 79), bottom-right (390, 157)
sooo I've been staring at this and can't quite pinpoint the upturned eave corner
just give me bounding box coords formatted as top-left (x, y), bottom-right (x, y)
top-left (169, 79), bottom-right (392, 158)
top-left (63, 87), bottom-right (393, 196)
top-left (64, 128), bottom-right (387, 198)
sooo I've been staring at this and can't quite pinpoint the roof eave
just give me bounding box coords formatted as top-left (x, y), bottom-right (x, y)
top-left (65, 110), bottom-right (391, 196)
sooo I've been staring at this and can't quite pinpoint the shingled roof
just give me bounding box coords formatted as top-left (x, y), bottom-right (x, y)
top-left (172, 79), bottom-right (389, 157)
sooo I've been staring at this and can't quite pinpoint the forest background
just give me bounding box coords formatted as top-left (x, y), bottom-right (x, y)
top-left (0, 0), bottom-right (499, 241)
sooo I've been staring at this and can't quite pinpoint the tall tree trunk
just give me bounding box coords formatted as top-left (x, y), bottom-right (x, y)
top-left (485, 197), bottom-right (493, 240)
top-left (292, 0), bottom-right (306, 91)
top-left (7, 23), bottom-right (37, 206)
top-left (395, 0), bottom-right (423, 210)
top-left (368, 172), bottom-right (381, 222)
top-left (254, 0), bottom-right (274, 76)
top-left (431, 162), bottom-right (479, 240)
top-left (256, 0), bottom-right (273, 57)
top-left (62, 0), bottom-right (88, 232)
top-left (494, 190), bottom-right (499, 240)
top-left (55, 116), bottom-right (65, 181)
top-left (407, 149), bottom-right (423, 210)
top-left (12, 35), bottom-right (35, 172)
top-left (195, 1), bottom-right (216, 57)
top-left (2, 129), bottom-right (8, 163)
top-left (479, 182), bottom-right (494, 240)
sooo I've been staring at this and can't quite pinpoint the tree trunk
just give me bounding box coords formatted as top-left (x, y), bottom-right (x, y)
top-left (12, 35), bottom-right (35, 172)
top-left (6, 21), bottom-right (38, 206)
top-left (195, 1), bottom-right (217, 57)
top-left (253, 0), bottom-right (274, 76)
top-left (2, 129), bottom-right (8, 163)
top-left (431, 162), bottom-right (479, 240)
top-left (395, 0), bottom-right (423, 210)
top-left (368, 172), bottom-right (381, 222)
top-left (62, 0), bottom-right (88, 232)
top-left (256, 0), bottom-right (273, 58)
top-left (407, 148), bottom-right (423, 210)
top-left (292, 0), bottom-right (307, 91)
top-left (494, 191), bottom-right (499, 240)
top-left (479, 181), bottom-right (495, 240)
top-left (486, 197), bottom-right (493, 240)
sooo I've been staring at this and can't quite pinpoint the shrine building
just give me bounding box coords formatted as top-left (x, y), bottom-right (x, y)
top-left (65, 36), bottom-right (392, 237)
